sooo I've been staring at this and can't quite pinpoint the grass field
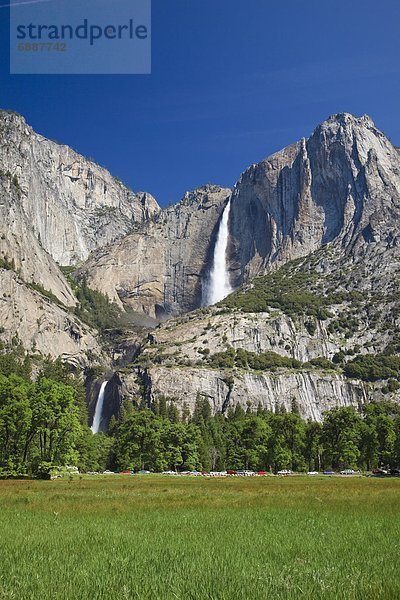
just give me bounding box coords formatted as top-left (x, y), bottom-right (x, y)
top-left (0, 476), bottom-right (399, 599)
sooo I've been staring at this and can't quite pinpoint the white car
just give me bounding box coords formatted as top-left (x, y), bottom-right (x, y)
top-left (340, 469), bottom-right (355, 475)
top-left (277, 469), bottom-right (292, 475)
top-left (307, 471), bottom-right (319, 475)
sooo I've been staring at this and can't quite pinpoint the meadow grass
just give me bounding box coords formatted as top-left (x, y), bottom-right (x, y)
top-left (0, 476), bottom-right (399, 599)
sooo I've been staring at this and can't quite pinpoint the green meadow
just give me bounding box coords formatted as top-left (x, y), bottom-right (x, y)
top-left (0, 476), bottom-right (399, 600)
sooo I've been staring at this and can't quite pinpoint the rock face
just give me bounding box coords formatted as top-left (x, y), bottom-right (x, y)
top-left (0, 269), bottom-right (106, 367)
top-left (0, 174), bottom-right (76, 306)
top-left (78, 185), bottom-right (231, 318)
top-left (140, 307), bottom-right (338, 364)
top-left (108, 299), bottom-right (396, 423)
top-left (228, 113), bottom-right (400, 284)
top-left (0, 110), bottom-right (159, 266)
top-left (0, 173), bottom-right (106, 364)
top-left (127, 366), bottom-right (369, 422)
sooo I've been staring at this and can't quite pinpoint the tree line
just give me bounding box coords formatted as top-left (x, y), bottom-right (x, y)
top-left (109, 395), bottom-right (400, 473)
top-left (1, 348), bottom-right (400, 477)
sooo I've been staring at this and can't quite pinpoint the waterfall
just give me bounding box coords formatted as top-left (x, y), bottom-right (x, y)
top-left (203, 199), bottom-right (232, 306)
top-left (91, 381), bottom-right (107, 434)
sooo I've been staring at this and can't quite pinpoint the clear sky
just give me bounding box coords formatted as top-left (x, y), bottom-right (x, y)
top-left (1, 0), bottom-right (400, 206)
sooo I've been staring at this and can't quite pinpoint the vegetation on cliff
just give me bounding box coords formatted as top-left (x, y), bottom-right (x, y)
top-left (60, 267), bottom-right (122, 332)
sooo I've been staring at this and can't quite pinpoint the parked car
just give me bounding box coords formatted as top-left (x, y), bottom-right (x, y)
top-left (103, 470), bottom-right (114, 474)
top-left (307, 471), bottom-right (319, 475)
top-left (340, 469), bottom-right (355, 475)
top-left (323, 470), bottom-right (335, 475)
top-left (277, 469), bottom-right (292, 475)
top-left (372, 468), bottom-right (388, 475)
top-left (138, 470), bottom-right (151, 474)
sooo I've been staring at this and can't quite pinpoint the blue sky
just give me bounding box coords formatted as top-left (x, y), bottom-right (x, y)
top-left (1, 0), bottom-right (400, 206)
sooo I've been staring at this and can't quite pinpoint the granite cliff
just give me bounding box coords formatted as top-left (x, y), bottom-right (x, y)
top-left (228, 112), bottom-right (400, 285)
top-left (0, 110), bottom-right (159, 266)
top-left (80, 112), bottom-right (400, 318)
top-left (78, 184), bottom-right (231, 318)
top-left (0, 109), bottom-right (157, 365)
top-left (0, 170), bottom-right (107, 365)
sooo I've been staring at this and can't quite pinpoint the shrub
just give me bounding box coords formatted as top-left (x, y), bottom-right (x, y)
top-left (344, 354), bottom-right (400, 382)
top-left (305, 320), bottom-right (317, 335)
top-left (308, 357), bottom-right (336, 370)
top-left (0, 256), bottom-right (16, 271)
top-left (208, 348), bottom-right (303, 372)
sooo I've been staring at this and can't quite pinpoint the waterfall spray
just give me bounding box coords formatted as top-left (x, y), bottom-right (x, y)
top-left (91, 381), bottom-right (107, 434)
top-left (203, 199), bottom-right (232, 305)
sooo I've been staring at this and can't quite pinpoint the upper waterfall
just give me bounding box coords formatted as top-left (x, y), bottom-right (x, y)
top-left (91, 381), bottom-right (107, 434)
top-left (202, 199), bottom-right (233, 306)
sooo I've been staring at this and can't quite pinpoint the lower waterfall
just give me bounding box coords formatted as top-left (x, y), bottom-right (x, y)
top-left (91, 381), bottom-right (107, 434)
top-left (203, 199), bottom-right (232, 305)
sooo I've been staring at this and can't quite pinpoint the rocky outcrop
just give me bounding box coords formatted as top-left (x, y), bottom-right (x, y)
top-left (141, 307), bottom-right (337, 363)
top-left (133, 290), bottom-right (396, 371)
top-left (78, 185), bottom-right (231, 318)
top-left (109, 299), bottom-right (397, 421)
top-left (0, 109), bottom-right (159, 365)
top-left (0, 110), bottom-right (159, 266)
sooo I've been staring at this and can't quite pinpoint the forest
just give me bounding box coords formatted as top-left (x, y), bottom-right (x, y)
top-left (1, 347), bottom-right (400, 477)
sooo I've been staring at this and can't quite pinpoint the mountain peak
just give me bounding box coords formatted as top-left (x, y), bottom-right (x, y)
top-left (318, 112), bottom-right (379, 135)
top-left (326, 112), bottom-right (374, 125)
top-left (0, 108), bottom-right (25, 121)
top-left (179, 184), bottom-right (231, 208)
